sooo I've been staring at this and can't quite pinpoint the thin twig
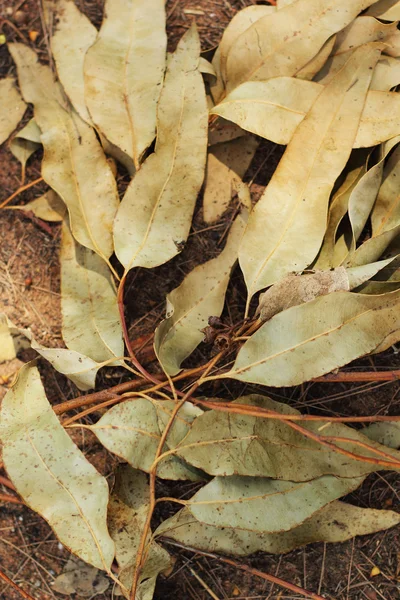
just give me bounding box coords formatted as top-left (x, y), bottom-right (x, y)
top-left (0, 177), bottom-right (44, 209)
top-left (0, 569), bottom-right (36, 600)
top-left (0, 493), bottom-right (24, 505)
top-left (160, 539), bottom-right (326, 600)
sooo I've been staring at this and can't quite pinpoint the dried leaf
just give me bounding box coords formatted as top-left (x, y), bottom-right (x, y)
top-left (203, 137), bottom-right (258, 224)
top-left (61, 221), bottom-right (124, 364)
top-left (334, 17), bottom-right (399, 57)
top-left (295, 36), bottom-right (337, 80)
top-left (314, 159), bottom-right (367, 270)
top-left (84, 0), bottom-right (166, 169)
top-left (238, 44), bottom-right (381, 301)
top-left (88, 398), bottom-right (203, 480)
top-left (157, 501), bottom-right (400, 556)
top-left (228, 289), bottom-right (400, 387)
top-left (9, 118), bottom-right (41, 178)
top-left (367, 0), bottom-right (400, 20)
top-left (108, 465), bottom-right (171, 599)
top-left (371, 56), bottom-right (400, 90)
top-left (0, 77), bottom-right (26, 145)
top-left (9, 43), bottom-right (119, 263)
top-left (174, 394), bottom-right (400, 480)
top-left (51, 0), bottom-right (97, 124)
top-left (155, 217), bottom-right (245, 375)
top-left (52, 556), bottom-right (109, 597)
top-left (0, 363), bottom-right (115, 570)
top-left (256, 268), bottom-right (350, 323)
top-left (114, 25), bottom-right (208, 271)
top-left (187, 474), bottom-right (363, 533)
top-left (224, 0), bottom-right (379, 91)
top-left (212, 79), bottom-right (400, 148)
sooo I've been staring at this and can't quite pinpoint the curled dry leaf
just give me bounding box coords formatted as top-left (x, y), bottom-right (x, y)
top-left (187, 474), bottom-right (364, 533)
top-left (88, 398), bottom-right (203, 480)
top-left (1, 315), bottom-right (104, 390)
top-left (61, 221), bottom-right (124, 364)
top-left (203, 136), bottom-right (258, 224)
top-left (108, 465), bottom-right (171, 598)
top-left (11, 190), bottom-right (66, 222)
top-left (224, 0), bottom-right (379, 92)
top-left (238, 44), bottom-right (382, 302)
top-left (256, 268), bottom-right (350, 323)
top-left (228, 289), bottom-right (400, 387)
top-left (9, 118), bottom-right (41, 179)
top-left (372, 144), bottom-right (400, 237)
top-left (157, 501), bottom-right (400, 556)
top-left (51, 0), bottom-right (97, 124)
top-left (114, 25), bottom-right (208, 271)
top-left (155, 217), bottom-right (245, 375)
top-left (84, 0), bottom-right (166, 170)
top-left (212, 79), bottom-right (400, 149)
top-left (0, 77), bottom-right (26, 145)
top-left (174, 394), bottom-right (400, 480)
top-left (0, 363), bottom-right (115, 570)
top-left (9, 43), bottom-right (119, 263)
top-left (366, 0), bottom-right (400, 20)
top-left (372, 56), bottom-right (400, 90)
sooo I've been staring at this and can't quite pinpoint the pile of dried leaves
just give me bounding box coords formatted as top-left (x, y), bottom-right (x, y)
top-left (1, 0), bottom-right (400, 598)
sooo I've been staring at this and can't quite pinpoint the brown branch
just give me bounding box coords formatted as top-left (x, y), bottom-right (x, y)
top-left (160, 539), bottom-right (325, 600)
top-left (117, 274), bottom-right (161, 385)
top-left (0, 570), bottom-right (36, 600)
top-left (129, 352), bottom-right (224, 600)
top-left (0, 493), bottom-right (24, 506)
top-left (192, 400), bottom-right (400, 469)
top-left (0, 475), bottom-right (16, 491)
top-left (315, 370), bottom-right (400, 382)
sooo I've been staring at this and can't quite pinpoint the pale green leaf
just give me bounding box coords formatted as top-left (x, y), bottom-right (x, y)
top-left (84, 0), bottom-right (166, 169)
top-left (113, 25), bottom-right (208, 271)
top-left (156, 501), bottom-right (400, 556)
top-left (174, 394), bottom-right (400, 480)
top-left (0, 77), bottom-right (26, 145)
top-left (60, 221), bottom-right (124, 364)
top-left (224, 0), bottom-right (379, 92)
top-left (363, 422), bottom-right (400, 448)
top-left (238, 44), bottom-right (381, 301)
top-left (203, 136), bottom-right (258, 224)
top-left (9, 43), bottom-right (119, 262)
top-left (212, 79), bottom-right (400, 149)
top-left (155, 217), bottom-right (245, 375)
top-left (0, 363), bottom-right (115, 570)
top-left (0, 314), bottom-right (30, 362)
top-left (228, 290), bottom-right (400, 387)
top-left (88, 398), bottom-right (203, 480)
top-left (51, 0), bottom-right (97, 124)
top-left (187, 474), bottom-right (363, 533)
top-left (108, 465), bottom-right (171, 599)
